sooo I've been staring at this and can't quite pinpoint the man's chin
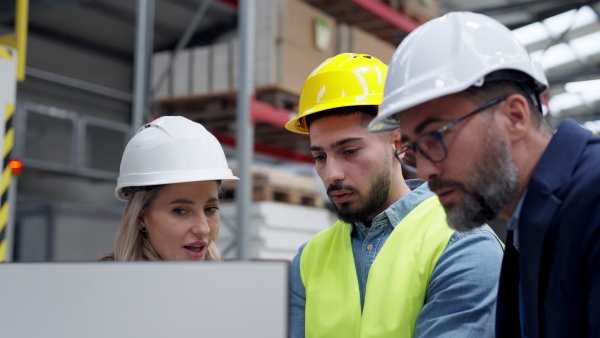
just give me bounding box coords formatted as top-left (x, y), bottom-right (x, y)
top-left (445, 211), bottom-right (483, 232)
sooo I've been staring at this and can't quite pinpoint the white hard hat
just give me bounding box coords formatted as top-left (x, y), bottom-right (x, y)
top-left (369, 11), bottom-right (549, 133)
top-left (115, 116), bottom-right (238, 201)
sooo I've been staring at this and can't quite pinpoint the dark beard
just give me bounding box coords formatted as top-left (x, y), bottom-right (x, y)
top-left (328, 162), bottom-right (392, 225)
top-left (430, 128), bottom-right (517, 231)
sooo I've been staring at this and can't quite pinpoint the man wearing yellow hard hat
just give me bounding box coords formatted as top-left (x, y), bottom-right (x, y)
top-left (286, 53), bottom-right (504, 337)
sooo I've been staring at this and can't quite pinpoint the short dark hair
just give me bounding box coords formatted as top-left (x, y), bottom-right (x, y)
top-left (464, 71), bottom-right (549, 131)
top-left (305, 105), bottom-right (378, 130)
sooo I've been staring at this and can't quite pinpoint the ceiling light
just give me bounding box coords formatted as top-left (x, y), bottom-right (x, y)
top-left (512, 22), bottom-right (549, 47)
top-left (570, 31), bottom-right (600, 59)
top-left (548, 92), bottom-right (584, 115)
top-left (543, 9), bottom-right (577, 39)
top-left (565, 79), bottom-right (600, 92)
top-left (539, 43), bottom-right (578, 70)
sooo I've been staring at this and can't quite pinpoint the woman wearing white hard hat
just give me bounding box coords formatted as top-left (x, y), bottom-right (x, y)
top-left (100, 116), bottom-right (238, 261)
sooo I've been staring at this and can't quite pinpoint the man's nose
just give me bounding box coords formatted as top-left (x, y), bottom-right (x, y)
top-left (323, 157), bottom-right (345, 188)
top-left (416, 151), bottom-right (441, 183)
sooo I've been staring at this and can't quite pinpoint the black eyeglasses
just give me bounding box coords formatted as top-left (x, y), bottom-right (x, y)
top-left (396, 97), bottom-right (506, 173)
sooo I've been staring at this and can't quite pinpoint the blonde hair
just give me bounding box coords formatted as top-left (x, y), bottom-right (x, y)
top-left (99, 185), bottom-right (222, 261)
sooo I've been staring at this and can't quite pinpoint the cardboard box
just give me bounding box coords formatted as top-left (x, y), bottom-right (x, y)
top-left (210, 41), bottom-right (230, 93)
top-left (230, 38), bottom-right (239, 90)
top-left (191, 45), bottom-right (210, 96)
top-left (403, 0), bottom-right (439, 24)
top-left (350, 26), bottom-right (396, 64)
top-left (336, 23), bottom-right (352, 55)
top-left (335, 24), bottom-right (396, 64)
top-left (155, 0), bottom-right (337, 99)
top-left (151, 51), bottom-right (171, 100)
top-left (278, 41), bottom-right (332, 95)
top-left (281, 0), bottom-right (335, 52)
top-left (254, 0), bottom-right (336, 95)
top-left (171, 49), bottom-right (191, 97)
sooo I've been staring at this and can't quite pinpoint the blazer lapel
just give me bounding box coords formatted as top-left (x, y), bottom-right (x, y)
top-left (518, 119), bottom-right (592, 337)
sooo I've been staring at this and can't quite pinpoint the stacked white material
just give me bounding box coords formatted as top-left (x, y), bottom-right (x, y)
top-left (191, 46), bottom-right (210, 96)
top-left (171, 49), bottom-right (191, 97)
top-left (217, 201), bottom-right (336, 261)
top-left (151, 51), bottom-right (171, 100)
top-left (210, 41), bottom-right (230, 93)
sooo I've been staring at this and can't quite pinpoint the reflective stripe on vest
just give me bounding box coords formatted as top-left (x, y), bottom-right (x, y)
top-left (300, 195), bottom-right (454, 338)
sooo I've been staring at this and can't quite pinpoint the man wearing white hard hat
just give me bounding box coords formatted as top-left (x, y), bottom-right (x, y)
top-left (369, 11), bottom-right (600, 338)
top-left (101, 116), bottom-right (238, 261)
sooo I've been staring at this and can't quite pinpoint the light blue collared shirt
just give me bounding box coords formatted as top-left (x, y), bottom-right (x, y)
top-left (288, 181), bottom-right (504, 337)
top-left (508, 191), bottom-right (527, 251)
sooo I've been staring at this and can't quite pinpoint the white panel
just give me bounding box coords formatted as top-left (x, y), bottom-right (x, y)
top-left (230, 38), bottom-right (239, 90)
top-left (0, 262), bottom-right (288, 338)
top-left (210, 42), bottom-right (230, 93)
top-left (191, 46), bottom-right (210, 95)
top-left (151, 51), bottom-right (171, 99)
top-left (0, 46), bottom-right (16, 104)
top-left (171, 49), bottom-right (191, 97)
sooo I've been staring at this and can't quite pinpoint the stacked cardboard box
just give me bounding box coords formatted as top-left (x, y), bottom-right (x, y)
top-left (191, 45), bottom-right (210, 95)
top-left (151, 51), bottom-right (171, 100)
top-left (254, 0), bottom-right (336, 95)
top-left (336, 23), bottom-right (397, 64)
top-left (151, 0), bottom-right (337, 100)
top-left (403, 0), bottom-right (440, 24)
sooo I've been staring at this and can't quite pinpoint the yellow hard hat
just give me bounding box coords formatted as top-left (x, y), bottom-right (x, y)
top-left (285, 53), bottom-right (388, 134)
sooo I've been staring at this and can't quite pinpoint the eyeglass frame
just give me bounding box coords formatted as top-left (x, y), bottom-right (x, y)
top-left (396, 97), bottom-right (507, 170)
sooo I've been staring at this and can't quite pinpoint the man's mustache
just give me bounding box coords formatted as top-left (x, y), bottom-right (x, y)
top-left (429, 178), bottom-right (467, 193)
top-left (327, 182), bottom-right (357, 195)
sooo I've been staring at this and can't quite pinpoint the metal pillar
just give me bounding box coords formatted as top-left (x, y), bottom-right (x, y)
top-left (132, 0), bottom-right (154, 134)
top-left (236, 0), bottom-right (256, 260)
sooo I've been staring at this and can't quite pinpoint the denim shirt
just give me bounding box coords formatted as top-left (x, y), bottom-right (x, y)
top-left (289, 181), bottom-right (504, 337)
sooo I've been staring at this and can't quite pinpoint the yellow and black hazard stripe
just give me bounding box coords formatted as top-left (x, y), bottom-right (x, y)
top-left (0, 103), bottom-right (15, 262)
top-left (0, 47), bottom-right (15, 262)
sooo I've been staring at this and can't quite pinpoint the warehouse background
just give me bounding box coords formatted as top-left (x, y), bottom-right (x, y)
top-left (0, 0), bottom-right (599, 262)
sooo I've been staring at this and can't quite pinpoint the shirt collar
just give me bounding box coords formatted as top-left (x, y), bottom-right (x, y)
top-left (383, 181), bottom-right (435, 228)
top-left (508, 190), bottom-right (527, 231)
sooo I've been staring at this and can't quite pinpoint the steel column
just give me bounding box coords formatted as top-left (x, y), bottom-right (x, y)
top-left (236, 0), bottom-right (256, 260)
top-left (132, 0), bottom-right (154, 133)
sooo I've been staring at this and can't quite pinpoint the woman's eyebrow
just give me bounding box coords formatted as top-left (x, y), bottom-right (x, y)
top-left (169, 199), bottom-right (195, 205)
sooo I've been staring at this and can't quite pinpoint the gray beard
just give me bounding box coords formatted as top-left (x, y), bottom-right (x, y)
top-left (430, 128), bottom-right (518, 232)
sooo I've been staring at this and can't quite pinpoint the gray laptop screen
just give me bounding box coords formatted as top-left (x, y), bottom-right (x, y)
top-left (0, 261), bottom-right (288, 338)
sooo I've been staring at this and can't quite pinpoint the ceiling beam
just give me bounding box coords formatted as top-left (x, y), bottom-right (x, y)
top-left (27, 23), bottom-right (132, 62)
top-left (0, 0), bottom-right (94, 22)
top-left (547, 68), bottom-right (600, 85)
top-left (347, 0), bottom-right (420, 33)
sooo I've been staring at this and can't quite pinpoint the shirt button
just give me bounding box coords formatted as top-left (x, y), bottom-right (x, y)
top-left (367, 244), bottom-right (374, 251)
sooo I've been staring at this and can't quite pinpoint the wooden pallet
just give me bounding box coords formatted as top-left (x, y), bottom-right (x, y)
top-left (221, 167), bottom-right (324, 208)
top-left (253, 184), bottom-right (324, 208)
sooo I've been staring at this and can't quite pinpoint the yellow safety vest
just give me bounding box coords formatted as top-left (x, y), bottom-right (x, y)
top-left (300, 196), bottom-right (455, 338)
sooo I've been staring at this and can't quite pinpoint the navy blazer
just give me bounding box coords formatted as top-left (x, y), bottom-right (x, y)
top-left (496, 119), bottom-right (600, 337)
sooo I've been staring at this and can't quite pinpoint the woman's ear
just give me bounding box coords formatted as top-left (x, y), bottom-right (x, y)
top-left (138, 213), bottom-right (147, 229)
